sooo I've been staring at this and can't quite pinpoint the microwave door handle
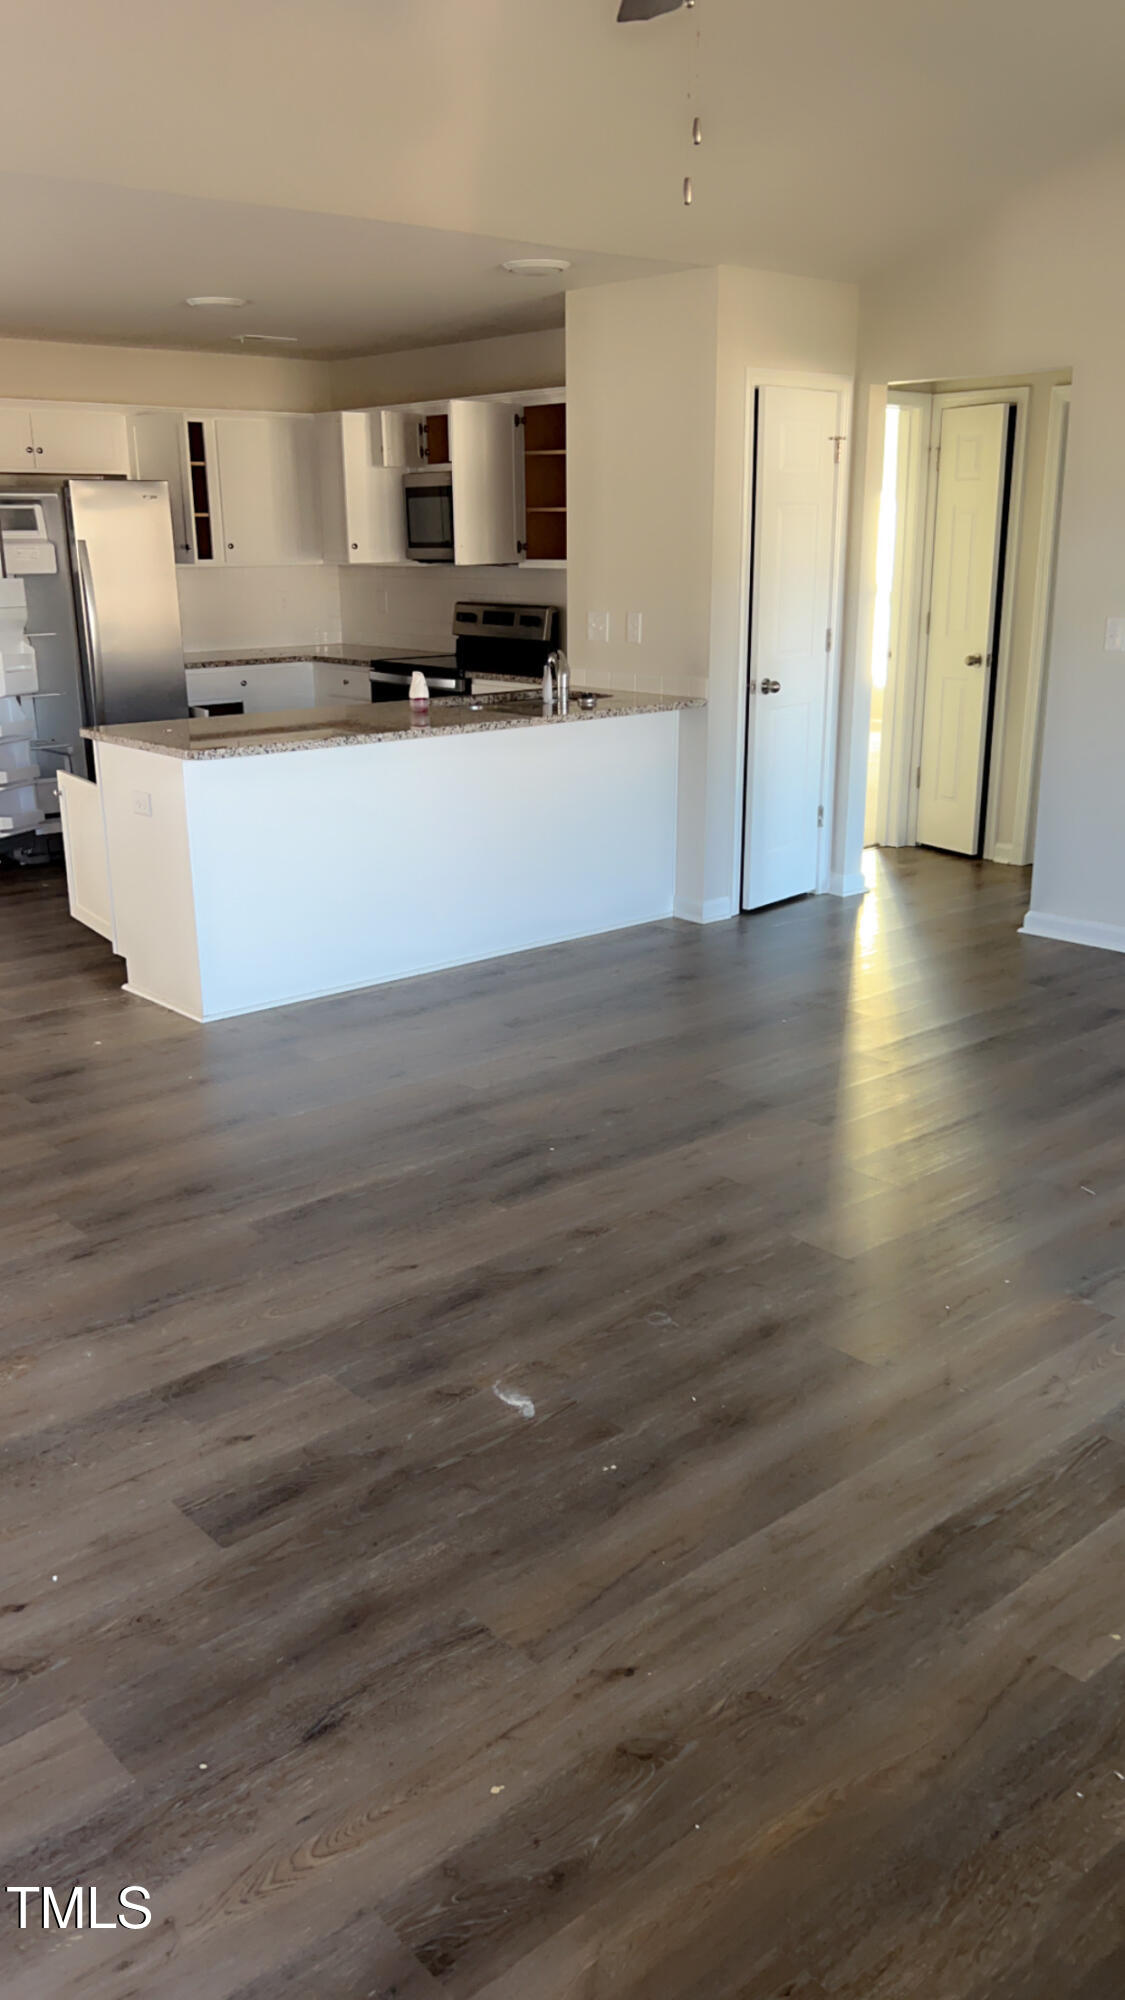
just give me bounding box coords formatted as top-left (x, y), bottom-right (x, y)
top-left (75, 538), bottom-right (105, 723)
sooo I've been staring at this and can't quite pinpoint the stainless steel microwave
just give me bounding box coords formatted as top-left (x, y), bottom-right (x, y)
top-left (403, 469), bottom-right (454, 562)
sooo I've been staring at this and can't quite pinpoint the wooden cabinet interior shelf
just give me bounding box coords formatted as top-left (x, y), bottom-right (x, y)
top-left (187, 419), bottom-right (214, 561)
top-left (423, 412), bottom-right (450, 466)
top-left (522, 401), bottom-right (566, 562)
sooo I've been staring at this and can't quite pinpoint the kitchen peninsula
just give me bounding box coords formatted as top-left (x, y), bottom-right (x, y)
top-left (61, 691), bottom-right (703, 1021)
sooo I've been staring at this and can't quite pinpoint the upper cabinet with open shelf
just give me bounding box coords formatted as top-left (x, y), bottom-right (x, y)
top-left (130, 411), bottom-right (322, 567)
top-left (318, 387), bottom-right (566, 570)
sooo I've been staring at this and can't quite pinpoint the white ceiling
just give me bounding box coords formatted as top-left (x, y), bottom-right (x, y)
top-left (2, 0), bottom-right (1125, 355)
top-left (0, 173), bottom-right (675, 359)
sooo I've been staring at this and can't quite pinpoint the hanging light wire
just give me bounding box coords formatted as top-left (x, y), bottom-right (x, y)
top-left (684, 1), bottom-right (702, 202)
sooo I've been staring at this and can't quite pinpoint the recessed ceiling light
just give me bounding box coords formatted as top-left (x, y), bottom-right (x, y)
top-left (501, 258), bottom-right (571, 278)
top-left (184, 295), bottom-right (250, 308)
top-left (236, 332), bottom-right (300, 345)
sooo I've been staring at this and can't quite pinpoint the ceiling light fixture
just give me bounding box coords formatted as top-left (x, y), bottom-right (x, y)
top-left (501, 257), bottom-right (572, 278)
top-left (184, 295), bottom-right (250, 308)
top-left (616, 0), bottom-right (689, 22)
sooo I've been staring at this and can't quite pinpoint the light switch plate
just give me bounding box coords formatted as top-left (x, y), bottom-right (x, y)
top-left (587, 610), bottom-right (610, 643)
top-left (626, 611), bottom-right (643, 644)
top-left (1105, 617), bottom-right (1125, 653)
top-left (132, 790), bottom-right (152, 817)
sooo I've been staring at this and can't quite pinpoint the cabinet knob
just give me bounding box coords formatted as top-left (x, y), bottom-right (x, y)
top-left (240, 679), bottom-right (248, 688)
top-left (35, 446), bottom-right (43, 454)
top-left (227, 542), bottom-right (234, 551)
top-left (351, 542), bottom-right (358, 551)
top-left (25, 445), bottom-right (33, 454)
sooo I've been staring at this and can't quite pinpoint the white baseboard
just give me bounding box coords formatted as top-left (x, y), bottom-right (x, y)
top-left (989, 842), bottom-right (1029, 867)
top-left (674, 895), bottom-right (735, 924)
top-left (827, 871), bottom-right (867, 898)
top-left (1020, 909), bottom-right (1125, 955)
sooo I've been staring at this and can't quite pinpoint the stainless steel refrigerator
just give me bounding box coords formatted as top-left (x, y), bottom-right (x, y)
top-left (0, 478), bottom-right (186, 845)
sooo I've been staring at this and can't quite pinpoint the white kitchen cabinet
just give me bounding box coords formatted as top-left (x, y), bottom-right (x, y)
top-left (317, 411), bottom-right (406, 565)
top-left (450, 400), bottom-right (519, 566)
top-left (0, 406), bottom-right (35, 470)
top-left (240, 662), bottom-right (316, 709)
top-left (186, 662), bottom-right (320, 712)
top-left (30, 406), bottom-right (130, 476)
top-left (0, 403), bottom-right (128, 476)
top-left (213, 416), bottom-right (322, 566)
top-left (130, 411), bottom-right (195, 561)
top-left (313, 663), bottom-right (371, 703)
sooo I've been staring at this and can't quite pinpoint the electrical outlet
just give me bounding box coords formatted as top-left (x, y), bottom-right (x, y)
top-left (1105, 617), bottom-right (1125, 653)
top-left (626, 611), bottom-right (643, 645)
top-left (587, 609), bottom-right (610, 644)
top-left (132, 790), bottom-right (152, 817)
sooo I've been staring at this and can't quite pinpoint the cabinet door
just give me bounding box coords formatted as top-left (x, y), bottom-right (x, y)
top-left (450, 400), bottom-right (518, 565)
top-left (239, 663), bottom-right (317, 711)
top-left (130, 413), bottom-right (194, 562)
top-left (213, 415), bottom-right (323, 566)
top-left (317, 412), bottom-right (406, 564)
top-left (58, 772), bottom-right (113, 939)
top-left (313, 663), bottom-right (371, 703)
top-left (0, 406), bottom-right (35, 470)
top-left (30, 406), bottom-right (130, 475)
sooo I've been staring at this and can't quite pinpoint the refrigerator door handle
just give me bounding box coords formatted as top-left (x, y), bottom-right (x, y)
top-left (75, 538), bottom-right (104, 721)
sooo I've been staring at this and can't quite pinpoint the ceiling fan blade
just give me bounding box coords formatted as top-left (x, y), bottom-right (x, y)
top-left (616, 0), bottom-right (685, 20)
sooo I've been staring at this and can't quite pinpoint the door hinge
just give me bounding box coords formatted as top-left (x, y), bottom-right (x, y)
top-left (915, 764), bottom-right (922, 789)
top-left (830, 435), bottom-right (846, 464)
top-left (516, 539), bottom-right (528, 555)
top-left (825, 626), bottom-right (832, 653)
top-left (817, 804), bottom-right (825, 828)
top-left (925, 609), bottom-right (931, 636)
top-left (514, 412), bottom-right (524, 428)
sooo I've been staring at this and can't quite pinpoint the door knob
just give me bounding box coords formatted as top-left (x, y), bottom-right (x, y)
top-left (965, 653), bottom-right (984, 666)
top-left (760, 678), bottom-right (781, 694)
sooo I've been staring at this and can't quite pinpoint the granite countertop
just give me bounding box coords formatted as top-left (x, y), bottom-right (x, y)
top-left (183, 646), bottom-right (542, 686)
top-left (183, 644), bottom-right (406, 666)
top-left (84, 689), bottom-right (704, 761)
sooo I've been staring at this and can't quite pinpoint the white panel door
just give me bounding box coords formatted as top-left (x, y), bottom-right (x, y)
top-left (450, 400), bottom-right (518, 565)
top-left (916, 403), bottom-right (1008, 853)
top-left (743, 386), bottom-right (839, 911)
top-left (30, 406), bottom-right (129, 475)
top-left (213, 415), bottom-right (322, 566)
top-left (0, 406), bottom-right (35, 470)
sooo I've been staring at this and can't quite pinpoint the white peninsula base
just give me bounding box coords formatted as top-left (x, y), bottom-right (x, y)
top-left (69, 700), bottom-right (696, 1021)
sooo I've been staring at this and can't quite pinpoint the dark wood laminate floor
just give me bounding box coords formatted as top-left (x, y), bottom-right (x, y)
top-left (3, 848), bottom-right (1125, 1997)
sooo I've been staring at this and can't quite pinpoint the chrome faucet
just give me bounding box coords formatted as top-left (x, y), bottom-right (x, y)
top-left (547, 648), bottom-right (570, 711)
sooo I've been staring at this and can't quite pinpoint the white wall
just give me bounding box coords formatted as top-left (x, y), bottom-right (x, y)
top-left (0, 334), bottom-right (333, 411)
top-left (176, 566), bottom-right (343, 651)
top-left (328, 328), bottom-right (564, 409)
top-left (567, 270), bottom-right (719, 704)
top-left (567, 264), bottom-right (857, 920)
top-left (836, 134), bottom-right (1125, 946)
top-left (338, 564), bottom-right (565, 652)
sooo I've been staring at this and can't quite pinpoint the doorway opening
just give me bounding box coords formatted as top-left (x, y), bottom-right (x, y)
top-left (863, 371), bottom-right (1071, 869)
